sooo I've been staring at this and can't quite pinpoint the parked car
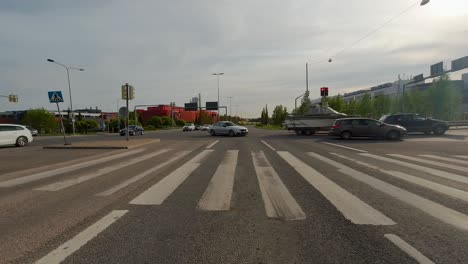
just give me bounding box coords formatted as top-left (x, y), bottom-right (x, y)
top-left (0, 124), bottom-right (34, 147)
top-left (200, 125), bottom-right (210, 131)
top-left (379, 113), bottom-right (449, 135)
top-left (183, 123), bottom-right (195, 131)
top-left (329, 118), bottom-right (407, 140)
top-left (120, 125), bottom-right (144, 136)
top-left (26, 126), bottom-right (38, 136)
top-left (209, 121), bottom-right (248, 137)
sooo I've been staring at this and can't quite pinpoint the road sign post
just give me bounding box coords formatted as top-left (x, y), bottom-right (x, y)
top-left (48, 91), bottom-right (69, 145)
top-left (121, 83), bottom-right (134, 141)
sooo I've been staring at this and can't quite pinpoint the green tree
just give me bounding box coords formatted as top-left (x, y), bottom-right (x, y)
top-left (175, 119), bottom-right (186, 127)
top-left (271, 105), bottom-right (288, 126)
top-left (21, 108), bottom-right (58, 134)
top-left (161, 116), bottom-right (172, 127)
top-left (357, 93), bottom-right (374, 117)
top-left (148, 116), bottom-right (162, 128)
top-left (425, 74), bottom-right (462, 120)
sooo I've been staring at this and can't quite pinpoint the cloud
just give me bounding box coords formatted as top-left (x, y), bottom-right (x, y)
top-left (1, 0), bottom-right (467, 117)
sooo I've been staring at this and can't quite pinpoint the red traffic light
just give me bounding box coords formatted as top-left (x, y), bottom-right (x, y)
top-left (320, 87), bottom-right (329, 97)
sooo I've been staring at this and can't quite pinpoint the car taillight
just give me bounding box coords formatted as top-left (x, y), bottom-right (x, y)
top-left (331, 124), bottom-right (340, 129)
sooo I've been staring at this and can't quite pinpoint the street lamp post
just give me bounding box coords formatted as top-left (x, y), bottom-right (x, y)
top-left (228, 96), bottom-right (233, 120)
top-left (212, 73), bottom-right (224, 121)
top-left (47, 59), bottom-right (84, 135)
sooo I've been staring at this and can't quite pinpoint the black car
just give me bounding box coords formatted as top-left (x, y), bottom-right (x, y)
top-left (120, 125), bottom-right (144, 136)
top-left (379, 113), bottom-right (449, 135)
top-left (329, 118), bottom-right (407, 140)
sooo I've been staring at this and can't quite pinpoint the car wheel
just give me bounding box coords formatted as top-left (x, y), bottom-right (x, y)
top-left (340, 131), bottom-right (352, 140)
top-left (228, 130), bottom-right (235, 137)
top-left (210, 129), bottom-right (216, 136)
top-left (424, 130), bottom-right (431, 135)
top-left (16, 136), bottom-right (28, 147)
top-left (386, 130), bottom-right (400, 140)
top-left (295, 130), bottom-right (302, 135)
top-left (304, 129), bottom-right (312, 136)
top-left (433, 126), bottom-right (446, 136)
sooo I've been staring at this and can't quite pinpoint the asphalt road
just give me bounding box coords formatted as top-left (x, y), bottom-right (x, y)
top-left (1, 127), bottom-right (468, 263)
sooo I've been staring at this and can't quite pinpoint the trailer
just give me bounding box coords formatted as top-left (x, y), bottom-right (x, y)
top-left (284, 104), bottom-right (348, 135)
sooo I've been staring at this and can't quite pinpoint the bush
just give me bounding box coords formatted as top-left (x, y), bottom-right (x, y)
top-left (161, 116), bottom-right (172, 126)
top-left (144, 125), bottom-right (156, 131)
top-left (175, 119), bottom-right (186, 127)
top-left (148, 116), bottom-right (162, 128)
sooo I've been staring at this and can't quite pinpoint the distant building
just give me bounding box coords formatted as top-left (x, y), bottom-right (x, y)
top-left (137, 104), bottom-right (218, 123)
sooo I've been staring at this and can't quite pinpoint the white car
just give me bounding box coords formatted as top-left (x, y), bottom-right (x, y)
top-left (182, 123), bottom-right (195, 131)
top-left (0, 124), bottom-right (33, 147)
top-left (209, 121), bottom-right (248, 137)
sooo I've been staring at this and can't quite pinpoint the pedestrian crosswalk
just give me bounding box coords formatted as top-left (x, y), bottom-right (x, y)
top-left (2, 141), bottom-right (468, 232)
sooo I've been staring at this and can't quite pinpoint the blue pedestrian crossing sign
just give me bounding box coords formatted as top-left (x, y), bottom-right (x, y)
top-left (48, 91), bottom-right (64, 103)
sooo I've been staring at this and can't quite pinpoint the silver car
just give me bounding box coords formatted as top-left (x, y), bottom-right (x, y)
top-left (209, 121), bottom-right (248, 137)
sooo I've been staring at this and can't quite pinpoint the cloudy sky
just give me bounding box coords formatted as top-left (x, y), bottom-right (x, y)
top-left (1, 0), bottom-right (468, 117)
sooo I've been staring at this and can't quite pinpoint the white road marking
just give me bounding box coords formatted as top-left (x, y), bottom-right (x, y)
top-left (206, 140), bottom-right (219, 149)
top-left (252, 151), bottom-right (306, 220)
top-left (360, 153), bottom-right (468, 185)
top-left (0, 149), bottom-right (146, 187)
top-left (310, 152), bottom-right (468, 231)
top-left (96, 151), bottom-right (191, 196)
top-left (389, 154), bottom-right (468, 173)
top-left (35, 210), bottom-right (128, 264)
top-left (197, 150), bottom-right (238, 210)
top-left (130, 150), bottom-right (214, 205)
top-left (322, 142), bottom-right (368, 153)
top-left (279, 151), bottom-right (394, 225)
top-left (35, 149), bottom-right (171, 191)
top-left (260, 140), bottom-right (276, 151)
top-left (384, 234), bottom-right (435, 264)
top-left (419, 154), bottom-right (468, 166)
top-left (454, 155), bottom-right (468, 160)
top-left (331, 153), bottom-right (468, 203)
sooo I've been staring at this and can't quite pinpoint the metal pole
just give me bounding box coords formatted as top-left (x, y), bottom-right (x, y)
top-left (66, 68), bottom-right (76, 135)
top-left (228, 96), bottom-right (232, 120)
top-left (134, 106), bottom-right (137, 126)
top-left (217, 76), bottom-right (220, 122)
top-left (56, 102), bottom-right (69, 145)
top-left (306, 62), bottom-right (309, 92)
top-left (126, 83), bottom-right (129, 141)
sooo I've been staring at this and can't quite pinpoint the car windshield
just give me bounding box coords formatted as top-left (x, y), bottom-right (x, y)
top-left (378, 115), bottom-right (388, 122)
top-left (224, 122), bottom-right (236, 126)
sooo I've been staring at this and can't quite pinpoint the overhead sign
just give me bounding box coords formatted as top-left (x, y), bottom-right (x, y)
top-left (430, 62), bottom-right (444, 77)
top-left (451, 56), bottom-right (468, 72)
top-left (206, 102), bottom-right (218, 110)
top-left (184, 102), bottom-right (198, 111)
top-left (119, 106), bottom-right (128, 117)
top-left (48, 91), bottom-right (64, 103)
top-left (413, 74), bottom-right (424, 83)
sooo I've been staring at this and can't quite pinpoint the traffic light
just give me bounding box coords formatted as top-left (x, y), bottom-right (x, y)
top-left (320, 87), bottom-right (329, 97)
top-left (121, 85), bottom-right (127, 100)
top-left (129, 86), bottom-right (135, 100)
top-left (8, 94), bottom-right (18, 102)
top-left (121, 84), bottom-right (135, 100)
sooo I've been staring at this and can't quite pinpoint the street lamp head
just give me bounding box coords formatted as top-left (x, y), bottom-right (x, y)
top-left (47, 59), bottom-right (55, 62)
top-left (420, 0), bottom-right (430, 6)
top-left (79, 69), bottom-right (84, 71)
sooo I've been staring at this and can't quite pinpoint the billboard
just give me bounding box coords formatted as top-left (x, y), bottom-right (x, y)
top-left (451, 56), bottom-right (468, 72)
top-left (430, 62), bottom-right (444, 77)
top-left (184, 102), bottom-right (198, 111)
top-left (206, 102), bottom-right (218, 110)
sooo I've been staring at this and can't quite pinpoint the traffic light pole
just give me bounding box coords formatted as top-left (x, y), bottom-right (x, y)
top-left (126, 83), bottom-right (129, 141)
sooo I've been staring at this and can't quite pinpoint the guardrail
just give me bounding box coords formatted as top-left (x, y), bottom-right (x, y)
top-left (448, 121), bottom-right (468, 127)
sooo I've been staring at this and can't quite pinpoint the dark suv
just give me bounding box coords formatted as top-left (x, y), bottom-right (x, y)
top-left (329, 118), bottom-right (407, 140)
top-left (379, 113), bottom-right (448, 135)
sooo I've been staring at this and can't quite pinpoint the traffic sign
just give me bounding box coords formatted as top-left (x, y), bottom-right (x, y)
top-left (119, 106), bottom-right (128, 117)
top-left (451, 56), bottom-right (468, 72)
top-left (184, 102), bottom-right (198, 111)
top-left (206, 102), bottom-right (218, 110)
top-left (48, 91), bottom-right (64, 103)
top-left (430, 62), bottom-right (444, 77)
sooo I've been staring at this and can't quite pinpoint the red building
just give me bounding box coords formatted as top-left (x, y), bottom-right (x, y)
top-left (137, 105), bottom-right (218, 123)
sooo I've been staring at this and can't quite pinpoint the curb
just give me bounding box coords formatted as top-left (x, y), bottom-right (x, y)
top-left (42, 139), bottom-right (160, 150)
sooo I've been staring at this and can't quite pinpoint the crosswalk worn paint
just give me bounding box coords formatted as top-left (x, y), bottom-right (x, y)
top-left (17, 142), bottom-right (468, 264)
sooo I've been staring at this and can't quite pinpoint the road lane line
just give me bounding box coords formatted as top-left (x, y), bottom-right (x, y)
top-left (130, 150), bottom-right (214, 205)
top-left (279, 151), bottom-right (394, 225)
top-left (96, 151), bottom-right (191, 196)
top-left (331, 153), bottom-right (468, 203)
top-left (0, 149), bottom-right (146, 187)
top-left (384, 234), bottom-right (435, 264)
top-left (197, 150), bottom-right (238, 210)
top-left (389, 154), bottom-right (468, 173)
top-left (260, 140), bottom-right (276, 151)
top-left (420, 155), bottom-right (468, 165)
top-left (35, 149), bottom-right (171, 191)
top-left (322, 142), bottom-right (368, 153)
top-left (35, 210), bottom-right (128, 264)
top-left (206, 140), bottom-right (219, 149)
top-left (360, 153), bottom-right (468, 185)
top-left (310, 152), bottom-right (468, 231)
top-left (252, 151), bottom-right (306, 220)
top-left (454, 155), bottom-right (468, 160)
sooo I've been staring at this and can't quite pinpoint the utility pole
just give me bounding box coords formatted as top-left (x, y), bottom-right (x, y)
top-left (228, 96), bottom-right (233, 121)
top-left (306, 62), bottom-right (309, 92)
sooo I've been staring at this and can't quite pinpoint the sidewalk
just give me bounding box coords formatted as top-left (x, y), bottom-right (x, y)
top-left (43, 139), bottom-right (160, 150)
